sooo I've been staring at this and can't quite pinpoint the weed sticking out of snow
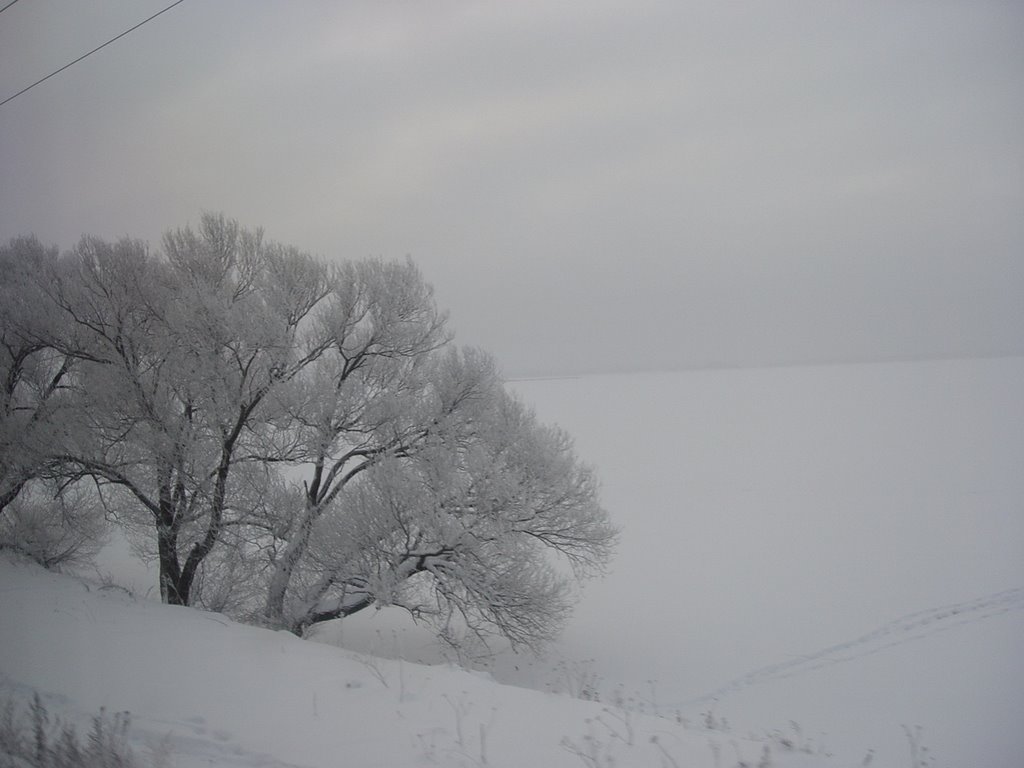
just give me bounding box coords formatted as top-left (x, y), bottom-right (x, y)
top-left (0, 692), bottom-right (173, 768)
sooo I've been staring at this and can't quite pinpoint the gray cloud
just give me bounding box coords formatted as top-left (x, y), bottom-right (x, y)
top-left (2, 0), bottom-right (1021, 376)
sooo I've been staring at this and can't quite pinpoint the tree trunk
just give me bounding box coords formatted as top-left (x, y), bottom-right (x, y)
top-left (264, 499), bottom-right (320, 627)
top-left (156, 522), bottom-right (185, 605)
top-left (177, 449), bottom-right (234, 605)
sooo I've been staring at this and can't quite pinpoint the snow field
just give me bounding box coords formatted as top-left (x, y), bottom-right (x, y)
top-left (6, 357), bottom-right (1022, 767)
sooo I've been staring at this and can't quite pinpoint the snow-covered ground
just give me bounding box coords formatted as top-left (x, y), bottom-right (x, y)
top-left (4, 357), bottom-right (1022, 766)
top-left (0, 556), bottom-right (827, 768)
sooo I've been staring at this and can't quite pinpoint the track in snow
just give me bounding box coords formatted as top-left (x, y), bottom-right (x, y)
top-left (672, 587), bottom-right (1024, 709)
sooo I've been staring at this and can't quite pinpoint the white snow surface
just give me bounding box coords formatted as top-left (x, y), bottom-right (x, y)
top-left (4, 357), bottom-right (1023, 767)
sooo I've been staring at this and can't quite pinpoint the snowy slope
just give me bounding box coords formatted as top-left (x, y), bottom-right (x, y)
top-left (0, 555), bottom-right (825, 768)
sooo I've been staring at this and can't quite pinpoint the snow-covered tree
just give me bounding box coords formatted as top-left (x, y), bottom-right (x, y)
top-left (0, 236), bottom-right (76, 516)
top-left (284, 363), bottom-right (616, 650)
top-left (256, 255), bottom-right (452, 628)
top-left (0, 478), bottom-right (107, 568)
top-left (1, 214), bottom-right (615, 651)
top-left (246, 275), bottom-right (616, 647)
top-left (0, 237), bottom-right (108, 568)
top-left (49, 215), bottom-right (334, 604)
top-left (197, 247), bottom-right (615, 649)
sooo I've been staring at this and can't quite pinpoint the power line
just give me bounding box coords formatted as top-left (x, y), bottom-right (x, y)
top-left (0, 0), bottom-right (187, 108)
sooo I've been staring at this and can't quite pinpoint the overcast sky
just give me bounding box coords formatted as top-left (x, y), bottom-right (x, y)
top-left (1, 1), bottom-right (1021, 377)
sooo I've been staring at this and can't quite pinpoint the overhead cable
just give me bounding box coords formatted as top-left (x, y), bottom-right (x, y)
top-left (0, 0), bottom-right (187, 108)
